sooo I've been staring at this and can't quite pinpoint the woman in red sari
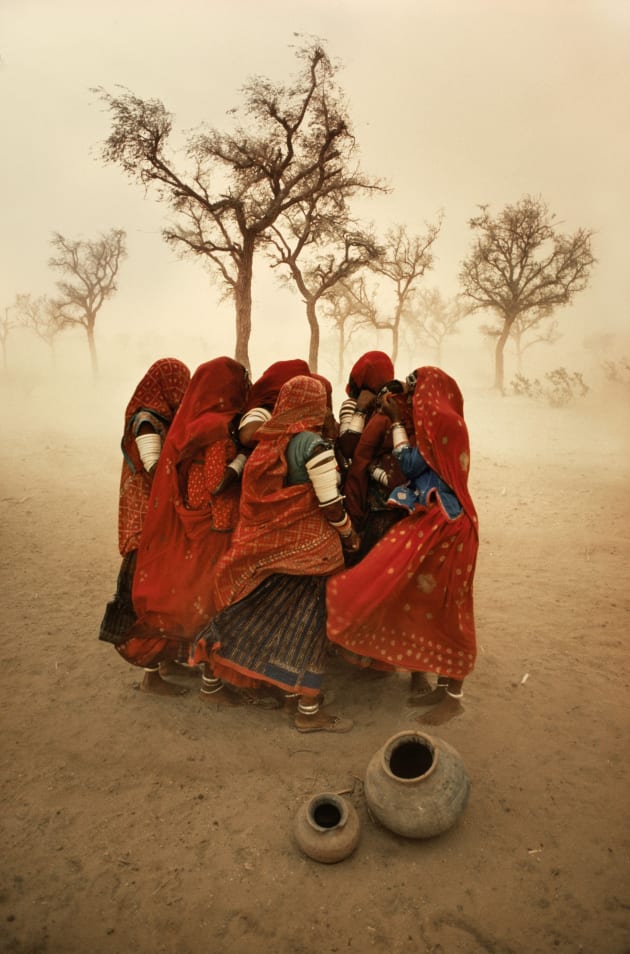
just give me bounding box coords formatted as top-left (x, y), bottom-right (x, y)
top-left (327, 366), bottom-right (479, 726)
top-left (99, 358), bottom-right (190, 672)
top-left (193, 375), bottom-right (358, 732)
top-left (238, 358), bottom-right (310, 448)
top-left (116, 357), bottom-right (250, 694)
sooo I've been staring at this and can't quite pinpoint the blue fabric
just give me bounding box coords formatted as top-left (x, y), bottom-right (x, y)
top-left (389, 445), bottom-right (462, 519)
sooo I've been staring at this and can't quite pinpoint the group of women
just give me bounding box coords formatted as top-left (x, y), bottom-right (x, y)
top-left (99, 350), bottom-right (479, 732)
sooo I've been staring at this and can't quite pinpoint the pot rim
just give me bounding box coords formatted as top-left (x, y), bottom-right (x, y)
top-left (381, 729), bottom-right (440, 783)
top-left (305, 792), bottom-right (349, 831)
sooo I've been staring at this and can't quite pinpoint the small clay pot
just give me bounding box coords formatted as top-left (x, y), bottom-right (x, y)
top-left (294, 792), bottom-right (361, 863)
top-left (364, 730), bottom-right (470, 839)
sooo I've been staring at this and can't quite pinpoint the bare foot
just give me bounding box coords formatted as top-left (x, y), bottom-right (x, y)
top-left (199, 684), bottom-right (245, 707)
top-left (408, 685), bottom-right (447, 708)
top-left (140, 671), bottom-right (189, 696)
top-left (159, 660), bottom-right (200, 680)
top-left (417, 695), bottom-right (464, 726)
top-left (294, 709), bottom-right (354, 733)
top-left (410, 672), bottom-right (433, 694)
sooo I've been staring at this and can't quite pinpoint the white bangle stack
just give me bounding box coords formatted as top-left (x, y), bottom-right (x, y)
top-left (391, 422), bottom-right (409, 449)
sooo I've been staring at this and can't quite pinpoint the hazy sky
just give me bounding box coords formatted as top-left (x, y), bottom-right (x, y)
top-left (1, 0), bottom-right (629, 382)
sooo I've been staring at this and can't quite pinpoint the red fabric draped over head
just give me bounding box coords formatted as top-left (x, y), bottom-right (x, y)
top-left (412, 366), bottom-right (478, 534)
top-left (244, 358), bottom-right (310, 411)
top-left (327, 366), bottom-right (479, 681)
top-left (128, 356), bottom-right (249, 648)
top-left (213, 374), bottom-right (344, 609)
top-left (310, 372), bottom-right (333, 408)
top-left (346, 351), bottom-right (394, 396)
top-left (118, 357), bottom-right (190, 555)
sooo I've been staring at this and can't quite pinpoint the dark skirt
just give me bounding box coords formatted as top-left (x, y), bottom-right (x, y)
top-left (99, 551), bottom-right (138, 645)
top-left (194, 573), bottom-right (328, 696)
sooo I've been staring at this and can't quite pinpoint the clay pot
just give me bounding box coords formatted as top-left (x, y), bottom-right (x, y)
top-left (364, 730), bottom-right (470, 839)
top-left (294, 792), bottom-right (361, 863)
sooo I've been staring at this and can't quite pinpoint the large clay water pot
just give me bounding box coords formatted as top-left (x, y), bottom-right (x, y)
top-left (364, 730), bottom-right (470, 839)
top-left (294, 792), bottom-right (361, 863)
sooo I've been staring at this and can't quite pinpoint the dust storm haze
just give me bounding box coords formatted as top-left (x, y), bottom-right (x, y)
top-left (1, 5), bottom-right (630, 953)
top-left (1, 0), bottom-right (629, 446)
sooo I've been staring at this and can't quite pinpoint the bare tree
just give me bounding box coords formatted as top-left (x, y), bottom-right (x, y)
top-left (459, 195), bottom-right (595, 391)
top-left (48, 229), bottom-right (127, 376)
top-left (268, 209), bottom-right (381, 370)
top-left (14, 294), bottom-right (63, 367)
top-left (365, 221), bottom-right (442, 364)
top-left (404, 287), bottom-right (469, 366)
top-left (94, 43), bottom-right (383, 370)
top-left (321, 275), bottom-right (377, 384)
top-left (1, 304), bottom-right (18, 371)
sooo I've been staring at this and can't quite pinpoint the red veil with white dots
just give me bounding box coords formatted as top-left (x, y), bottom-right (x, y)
top-left (326, 367), bottom-right (479, 681)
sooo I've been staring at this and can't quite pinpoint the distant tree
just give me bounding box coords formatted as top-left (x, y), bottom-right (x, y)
top-left (362, 221), bottom-right (442, 364)
top-left (405, 288), bottom-right (469, 366)
top-left (511, 309), bottom-right (561, 373)
top-left (14, 293), bottom-right (63, 367)
top-left (268, 211), bottom-right (380, 370)
top-left (94, 43), bottom-right (383, 370)
top-left (1, 304), bottom-right (18, 371)
top-left (459, 195), bottom-right (595, 391)
top-left (320, 274), bottom-right (377, 384)
top-left (479, 306), bottom-right (561, 374)
top-left (47, 229), bottom-right (126, 376)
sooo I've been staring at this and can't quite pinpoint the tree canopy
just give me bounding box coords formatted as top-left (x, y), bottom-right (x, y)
top-left (459, 195), bottom-right (595, 391)
top-left (94, 43), bottom-right (384, 370)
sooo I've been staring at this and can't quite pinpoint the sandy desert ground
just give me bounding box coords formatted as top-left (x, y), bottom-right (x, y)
top-left (1, 369), bottom-right (629, 954)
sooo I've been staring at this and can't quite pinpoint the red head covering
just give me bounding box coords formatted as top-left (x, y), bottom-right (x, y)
top-left (124, 357), bottom-right (191, 422)
top-left (118, 358), bottom-right (190, 555)
top-left (166, 357), bottom-right (249, 466)
top-left (213, 375), bottom-right (344, 607)
top-left (346, 351), bottom-right (394, 397)
top-left (310, 372), bottom-right (333, 409)
top-left (244, 358), bottom-right (310, 411)
top-left (130, 357), bottom-right (249, 640)
top-left (121, 357), bottom-right (191, 473)
top-left (411, 366), bottom-right (478, 535)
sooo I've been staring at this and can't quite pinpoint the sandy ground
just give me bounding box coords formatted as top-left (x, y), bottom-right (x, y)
top-left (1, 374), bottom-right (629, 954)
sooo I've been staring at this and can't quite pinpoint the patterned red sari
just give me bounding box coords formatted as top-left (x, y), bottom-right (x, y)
top-left (118, 358), bottom-right (191, 556)
top-left (193, 375), bottom-right (345, 695)
top-left (327, 367), bottom-right (479, 681)
top-left (117, 357), bottom-right (249, 667)
top-left (214, 375), bottom-right (344, 609)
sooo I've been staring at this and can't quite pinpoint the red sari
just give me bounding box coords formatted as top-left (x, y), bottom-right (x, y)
top-left (244, 359), bottom-right (310, 412)
top-left (193, 375), bottom-right (345, 695)
top-left (214, 374), bottom-right (344, 609)
top-left (118, 358), bottom-right (191, 556)
top-left (118, 357), bottom-right (249, 667)
top-left (327, 367), bottom-right (479, 681)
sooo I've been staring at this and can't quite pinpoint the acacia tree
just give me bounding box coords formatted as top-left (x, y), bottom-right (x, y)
top-left (48, 229), bottom-right (127, 376)
top-left (459, 195), bottom-right (595, 391)
top-left (94, 44), bottom-right (380, 370)
top-left (361, 221), bottom-right (442, 364)
top-left (404, 287), bottom-right (470, 366)
top-left (1, 304), bottom-right (18, 371)
top-left (320, 275), bottom-right (377, 384)
top-left (268, 208), bottom-right (380, 370)
top-left (14, 294), bottom-right (63, 367)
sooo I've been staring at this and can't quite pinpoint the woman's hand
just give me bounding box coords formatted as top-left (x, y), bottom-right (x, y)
top-left (380, 392), bottom-right (401, 422)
